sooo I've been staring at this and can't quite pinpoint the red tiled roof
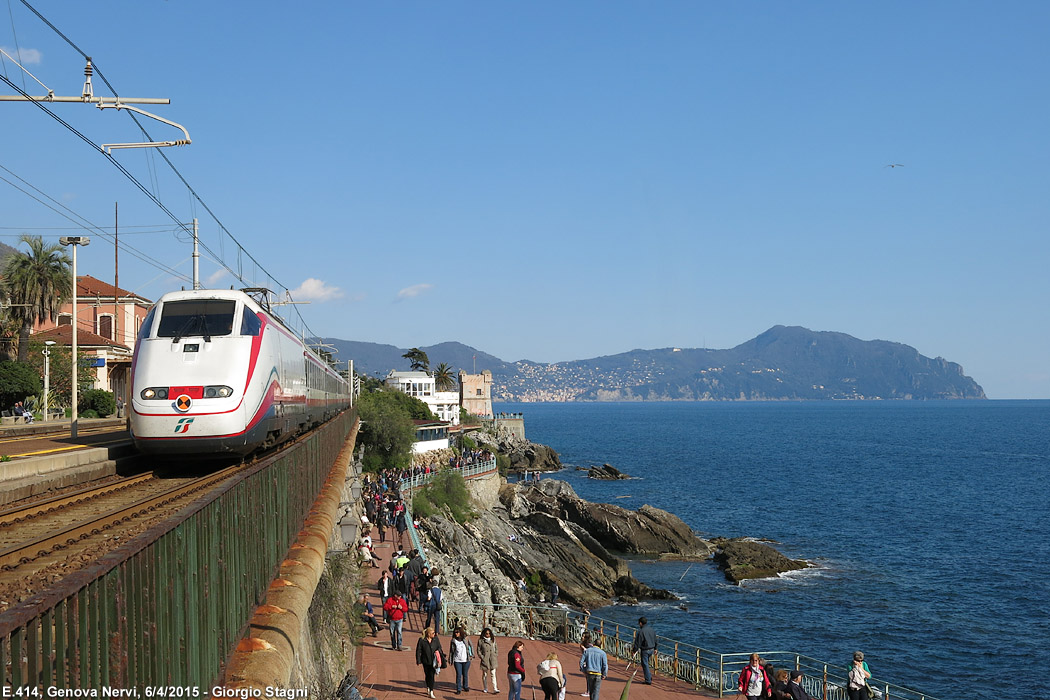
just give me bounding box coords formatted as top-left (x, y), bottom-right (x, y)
top-left (34, 325), bottom-right (129, 350)
top-left (76, 275), bottom-right (152, 304)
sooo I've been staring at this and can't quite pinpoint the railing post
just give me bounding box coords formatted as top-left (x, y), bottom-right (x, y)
top-left (823, 664), bottom-right (828, 700)
top-left (718, 654), bottom-right (724, 698)
top-left (696, 648), bottom-right (701, 689)
top-left (674, 641), bottom-right (679, 683)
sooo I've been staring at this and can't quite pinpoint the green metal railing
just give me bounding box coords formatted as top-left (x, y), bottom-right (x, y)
top-left (398, 458), bottom-right (497, 493)
top-left (441, 602), bottom-right (939, 700)
top-left (0, 410), bottom-right (355, 691)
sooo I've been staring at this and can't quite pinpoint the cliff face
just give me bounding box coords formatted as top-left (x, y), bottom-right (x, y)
top-left (418, 476), bottom-right (813, 620)
top-left (420, 479), bottom-right (708, 611)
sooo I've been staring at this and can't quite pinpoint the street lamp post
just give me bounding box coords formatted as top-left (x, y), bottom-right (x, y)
top-left (42, 340), bottom-right (56, 422)
top-left (59, 236), bottom-right (89, 438)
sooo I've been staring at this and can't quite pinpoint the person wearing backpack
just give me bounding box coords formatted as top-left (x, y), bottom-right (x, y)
top-left (425, 583), bottom-right (443, 630)
top-left (537, 652), bottom-right (566, 700)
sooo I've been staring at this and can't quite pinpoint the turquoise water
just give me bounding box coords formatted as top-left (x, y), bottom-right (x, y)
top-left (494, 400), bottom-right (1050, 698)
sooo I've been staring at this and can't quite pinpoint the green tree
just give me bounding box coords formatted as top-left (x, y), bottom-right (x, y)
top-left (25, 339), bottom-right (94, 407)
top-left (402, 347), bottom-right (430, 372)
top-left (0, 361), bottom-right (42, 409)
top-left (2, 235), bottom-right (72, 363)
top-left (375, 386), bottom-right (436, 420)
top-left (433, 362), bottom-right (456, 391)
top-left (356, 389), bottom-right (420, 472)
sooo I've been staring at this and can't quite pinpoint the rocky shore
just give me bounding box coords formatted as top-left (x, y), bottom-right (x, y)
top-left (470, 424), bottom-right (562, 473)
top-left (416, 474), bottom-right (808, 614)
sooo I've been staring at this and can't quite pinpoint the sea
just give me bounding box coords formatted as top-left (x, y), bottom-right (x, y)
top-left (493, 400), bottom-right (1050, 698)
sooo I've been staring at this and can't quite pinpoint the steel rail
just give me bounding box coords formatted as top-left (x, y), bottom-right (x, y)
top-left (0, 465), bottom-right (242, 571)
top-left (0, 473), bottom-right (154, 528)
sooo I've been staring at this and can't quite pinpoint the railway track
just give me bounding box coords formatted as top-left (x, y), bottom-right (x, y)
top-left (0, 464), bottom-right (242, 573)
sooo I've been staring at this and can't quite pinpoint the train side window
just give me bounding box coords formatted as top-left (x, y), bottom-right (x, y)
top-left (240, 308), bottom-right (262, 336)
top-left (138, 306), bottom-right (157, 341)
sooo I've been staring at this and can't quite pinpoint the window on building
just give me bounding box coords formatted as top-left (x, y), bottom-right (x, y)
top-left (98, 315), bottom-right (113, 339)
top-left (58, 315), bottom-right (72, 326)
top-left (476, 389), bottom-right (482, 396)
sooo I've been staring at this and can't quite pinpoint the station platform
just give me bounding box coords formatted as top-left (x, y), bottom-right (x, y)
top-left (0, 418), bottom-right (136, 505)
top-left (356, 538), bottom-right (716, 700)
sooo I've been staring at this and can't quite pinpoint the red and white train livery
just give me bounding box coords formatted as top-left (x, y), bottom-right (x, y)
top-left (130, 289), bottom-right (350, 456)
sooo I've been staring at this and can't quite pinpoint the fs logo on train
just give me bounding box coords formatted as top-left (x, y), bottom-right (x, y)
top-left (175, 417), bottom-right (194, 434)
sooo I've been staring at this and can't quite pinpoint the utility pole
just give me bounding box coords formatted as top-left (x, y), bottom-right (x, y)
top-left (192, 218), bottom-right (200, 289)
top-left (114, 202), bottom-right (119, 343)
top-left (0, 58), bottom-right (190, 153)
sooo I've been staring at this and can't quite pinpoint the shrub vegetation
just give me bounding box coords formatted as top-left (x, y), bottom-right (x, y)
top-left (412, 470), bottom-right (475, 524)
top-left (79, 388), bottom-right (116, 417)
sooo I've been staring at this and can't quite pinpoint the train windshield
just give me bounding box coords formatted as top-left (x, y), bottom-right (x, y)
top-left (156, 299), bottom-right (236, 340)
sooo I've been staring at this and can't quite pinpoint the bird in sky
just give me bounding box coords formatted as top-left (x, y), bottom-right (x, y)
top-left (885, 163), bottom-right (904, 168)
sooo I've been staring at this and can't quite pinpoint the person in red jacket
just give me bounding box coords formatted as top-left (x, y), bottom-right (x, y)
top-left (383, 592), bottom-right (408, 651)
top-left (739, 653), bottom-right (773, 700)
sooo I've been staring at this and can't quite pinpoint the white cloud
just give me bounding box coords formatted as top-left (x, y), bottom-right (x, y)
top-left (396, 283), bottom-right (433, 301)
top-left (205, 269), bottom-right (228, 287)
top-left (289, 278), bottom-right (344, 302)
top-left (1, 47), bottom-right (42, 65)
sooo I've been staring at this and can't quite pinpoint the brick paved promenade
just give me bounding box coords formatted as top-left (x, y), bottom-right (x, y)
top-left (356, 537), bottom-right (718, 700)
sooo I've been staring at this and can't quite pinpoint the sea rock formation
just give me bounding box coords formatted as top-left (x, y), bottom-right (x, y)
top-left (418, 479), bottom-right (706, 610)
top-left (588, 463), bottom-right (630, 480)
top-left (416, 475), bottom-right (810, 628)
top-left (712, 538), bottom-right (809, 583)
top-left (471, 424), bottom-right (562, 472)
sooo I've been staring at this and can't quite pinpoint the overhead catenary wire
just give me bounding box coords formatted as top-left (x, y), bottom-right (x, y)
top-left (0, 163), bottom-right (191, 283)
top-left (7, 1), bottom-right (322, 341)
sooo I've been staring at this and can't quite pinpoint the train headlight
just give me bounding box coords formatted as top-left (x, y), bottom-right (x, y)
top-left (204, 385), bottom-right (234, 398)
top-left (141, 387), bottom-right (169, 400)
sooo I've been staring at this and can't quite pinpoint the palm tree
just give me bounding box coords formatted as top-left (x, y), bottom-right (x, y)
top-left (2, 234), bottom-right (72, 363)
top-left (433, 362), bottom-right (456, 391)
top-left (402, 347), bottom-right (430, 372)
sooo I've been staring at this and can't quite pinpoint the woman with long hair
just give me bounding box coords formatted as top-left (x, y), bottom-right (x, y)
top-left (506, 639), bottom-right (526, 700)
top-left (415, 626), bottom-right (443, 699)
top-left (477, 627), bottom-right (499, 694)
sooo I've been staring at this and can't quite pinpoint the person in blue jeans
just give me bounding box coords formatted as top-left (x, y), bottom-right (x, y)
top-left (631, 616), bottom-right (658, 684)
top-left (449, 627), bottom-right (473, 694)
top-left (507, 639), bottom-right (526, 700)
top-left (579, 632), bottom-right (608, 700)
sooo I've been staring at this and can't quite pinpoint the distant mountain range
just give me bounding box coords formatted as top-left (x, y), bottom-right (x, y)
top-left (320, 326), bottom-right (986, 402)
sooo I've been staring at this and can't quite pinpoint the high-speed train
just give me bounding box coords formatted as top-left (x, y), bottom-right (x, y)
top-left (130, 288), bottom-right (351, 456)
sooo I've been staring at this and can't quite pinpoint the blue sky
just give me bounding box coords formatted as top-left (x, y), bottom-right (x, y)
top-left (1, 2), bottom-right (1047, 398)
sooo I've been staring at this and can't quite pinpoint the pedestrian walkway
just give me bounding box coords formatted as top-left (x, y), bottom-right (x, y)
top-left (355, 538), bottom-right (716, 700)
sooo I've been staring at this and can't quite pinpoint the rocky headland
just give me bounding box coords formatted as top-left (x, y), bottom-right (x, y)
top-left (416, 475), bottom-right (808, 615)
top-left (470, 424), bottom-right (562, 473)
